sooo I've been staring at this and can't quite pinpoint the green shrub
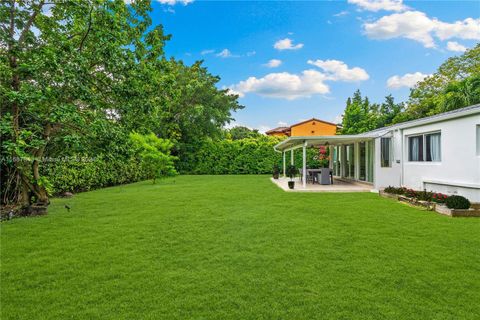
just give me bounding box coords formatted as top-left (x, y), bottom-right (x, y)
top-left (286, 164), bottom-right (297, 180)
top-left (42, 156), bottom-right (149, 194)
top-left (384, 186), bottom-right (407, 195)
top-left (445, 195), bottom-right (470, 209)
top-left (416, 189), bottom-right (433, 202)
top-left (180, 136), bottom-right (321, 175)
top-left (130, 132), bottom-right (177, 183)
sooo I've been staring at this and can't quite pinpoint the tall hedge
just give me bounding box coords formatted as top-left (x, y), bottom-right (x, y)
top-left (41, 156), bottom-right (149, 194)
top-left (181, 136), bottom-right (322, 175)
top-left (41, 136), bottom-right (325, 195)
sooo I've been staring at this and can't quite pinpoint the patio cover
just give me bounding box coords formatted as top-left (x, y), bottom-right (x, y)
top-left (273, 131), bottom-right (386, 152)
top-left (273, 130), bottom-right (390, 189)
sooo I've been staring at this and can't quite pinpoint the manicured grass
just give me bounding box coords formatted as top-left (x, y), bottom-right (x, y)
top-left (2, 175), bottom-right (480, 319)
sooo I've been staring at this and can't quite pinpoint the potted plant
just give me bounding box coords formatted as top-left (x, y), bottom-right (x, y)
top-left (272, 164), bottom-right (280, 179)
top-left (286, 164), bottom-right (297, 189)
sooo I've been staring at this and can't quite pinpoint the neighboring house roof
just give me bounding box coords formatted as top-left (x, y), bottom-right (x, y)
top-left (290, 118), bottom-right (338, 128)
top-left (274, 104), bottom-right (480, 151)
top-left (266, 118), bottom-right (340, 135)
top-left (265, 126), bottom-right (289, 134)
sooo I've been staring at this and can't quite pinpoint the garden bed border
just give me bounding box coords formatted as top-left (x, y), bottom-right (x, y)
top-left (379, 191), bottom-right (480, 217)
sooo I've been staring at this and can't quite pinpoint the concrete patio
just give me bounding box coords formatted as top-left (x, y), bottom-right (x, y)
top-left (271, 177), bottom-right (375, 192)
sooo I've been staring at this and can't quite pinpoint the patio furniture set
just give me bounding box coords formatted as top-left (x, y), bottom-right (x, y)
top-left (298, 168), bottom-right (334, 185)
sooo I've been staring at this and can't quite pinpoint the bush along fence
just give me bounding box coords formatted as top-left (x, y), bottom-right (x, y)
top-left (178, 137), bottom-right (323, 175)
top-left (379, 186), bottom-right (480, 217)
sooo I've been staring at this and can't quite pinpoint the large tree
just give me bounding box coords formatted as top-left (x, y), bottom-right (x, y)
top-left (395, 44), bottom-right (480, 122)
top-left (0, 0), bottom-right (168, 210)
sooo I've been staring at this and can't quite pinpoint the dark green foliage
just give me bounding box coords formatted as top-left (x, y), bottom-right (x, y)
top-left (383, 186), bottom-right (407, 195)
top-left (179, 136), bottom-right (322, 175)
top-left (341, 91), bottom-right (404, 134)
top-left (0, 0), bottom-right (241, 209)
top-left (129, 133), bottom-right (177, 183)
top-left (184, 136), bottom-right (282, 174)
top-left (272, 164), bottom-right (280, 178)
top-left (445, 195), bottom-right (471, 209)
top-left (416, 189), bottom-right (433, 202)
top-left (286, 164), bottom-right (297, 180)
top-left (228, 126), bottom-right (262, 140)
top-left (340, 45), bottom-right (479, 134)
top-left (41, 156), bottom-right (148, 194)
top-left (399, 44), bottom-right (480, 122)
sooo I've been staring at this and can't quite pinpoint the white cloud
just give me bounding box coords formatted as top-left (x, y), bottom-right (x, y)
top-left (225, 87), bottom-right (244, 98)
top-left (230, 59), bottom-right (369, 100)
top-left (334, 11), bottom-right (349, 17)
top-left (364, 11), bottom-right (480, 48)
top-left (247, 51), bottom-right (256, 57)
top-left (201, 49), bottom-right (214, 55)
top-left (435, 18), bottom-right (480, 41)
top-left (277, 121), bottom-right (288, 127)
top-left (274, 38), bottom-right (304, 50)
top-left (126, 0), bottom-right (193, 4)
top-left (348, 0), bottom-right (407, 12)
top-left (333, 114), bottom-right (343, 124)
top-left (230, 70), bottom-right (329, 100)
top-left (216, 49), bottom-right (235, 58)
top-left (264, 59), bottom-right (282, 68)
top-left (157, 0), bottom-right (193, 5)
top-left (258, 125), bottom-right (272, 134)
top-left (387, 72), bottom-right (430, 89)
top-left (446, 41), bottom-right (467, 52)
top-left (307, 59), bottom-right (369, 81)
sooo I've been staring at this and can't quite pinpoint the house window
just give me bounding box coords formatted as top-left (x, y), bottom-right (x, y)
top-left (380, 138), bottom-right (391, 167)
top-left (477, 125), bottom-right (480, 156)
top-left (408, 132), bottom-right (441, 162)
top-left (426, 133), bottom-right (441, 161)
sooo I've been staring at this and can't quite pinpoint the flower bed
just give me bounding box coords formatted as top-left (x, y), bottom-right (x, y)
top-left (379, 186), bottom-right (479, 217)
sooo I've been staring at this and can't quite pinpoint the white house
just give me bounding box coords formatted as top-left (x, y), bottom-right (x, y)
top-left (274, 104), bottom-right (480, 202)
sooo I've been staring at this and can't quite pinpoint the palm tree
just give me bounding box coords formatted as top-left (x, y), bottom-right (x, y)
top-left (441, 75), bottom-right (480, 111)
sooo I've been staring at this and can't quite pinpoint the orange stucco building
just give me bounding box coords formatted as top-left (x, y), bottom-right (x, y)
top-left (265, 118), bottom-right (339, 137)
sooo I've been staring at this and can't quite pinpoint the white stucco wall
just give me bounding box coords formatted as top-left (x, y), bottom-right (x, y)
top-left (374, 114), bottom-right (480, 202)
top-left (402, 115), bottom-right (480, 201)
top-left (373, 131), bottom-right (402, 189)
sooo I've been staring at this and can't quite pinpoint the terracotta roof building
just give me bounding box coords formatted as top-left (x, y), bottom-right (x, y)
top-left (265, 118), bottom-right (340, 137)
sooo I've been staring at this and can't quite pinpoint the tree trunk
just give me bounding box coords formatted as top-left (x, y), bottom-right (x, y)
top-left (7, 0), bottom-right (49, 212)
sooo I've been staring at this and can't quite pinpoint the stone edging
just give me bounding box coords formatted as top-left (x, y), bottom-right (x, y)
top-left (379, 191), bottom-right (480, 217)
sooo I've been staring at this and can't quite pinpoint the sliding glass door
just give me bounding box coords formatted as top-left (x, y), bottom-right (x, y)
top-left (359, 142), bottom-right (366, 181)
top-left (346, 144), bottom-right (355, 179)
top-left (366, 140), bottom-right (374, 183)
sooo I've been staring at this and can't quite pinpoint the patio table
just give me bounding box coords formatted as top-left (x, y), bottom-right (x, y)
top-left (307, 168), bottom-right (332, 185)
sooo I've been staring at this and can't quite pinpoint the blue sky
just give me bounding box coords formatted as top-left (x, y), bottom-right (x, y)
top-left (148, 0), bottom-right (480, 132)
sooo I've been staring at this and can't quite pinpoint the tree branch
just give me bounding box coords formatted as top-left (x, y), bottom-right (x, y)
top-left (17, 0), bottom-right (45, 47)
top-left (8, 0), bottom-right (15, 50)
top-left (78, 6), bottom-right (94, 52)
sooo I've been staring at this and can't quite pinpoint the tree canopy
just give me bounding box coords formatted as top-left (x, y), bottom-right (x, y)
top-left (0, 0), bottom-right (242, 212)
top-left (340, 44), bottom-right (480, 134)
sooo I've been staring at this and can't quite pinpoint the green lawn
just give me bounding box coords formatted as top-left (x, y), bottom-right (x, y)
top-left (2, 175), bottom-right (479, 319)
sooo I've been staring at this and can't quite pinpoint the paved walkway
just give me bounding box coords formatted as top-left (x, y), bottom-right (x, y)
top-left (271, 177), bottom-right (375, 192)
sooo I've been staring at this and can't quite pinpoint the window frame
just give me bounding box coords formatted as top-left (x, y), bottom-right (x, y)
top-left (407, 131), bottom-right (441, 163)
top-left (380, 137), bottom-right (392, 168)
top-left (476, 125), bottom-right (480, 156)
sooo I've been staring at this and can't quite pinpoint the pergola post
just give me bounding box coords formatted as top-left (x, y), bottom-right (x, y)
top-left (329, 145), bottom-right (334, 169)
top-left (302, 142), bottom-right (307, 189)
top-left (290, 149), bottom-right (294, 165)
top-left (282, 152), bottom-right (286, 177)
